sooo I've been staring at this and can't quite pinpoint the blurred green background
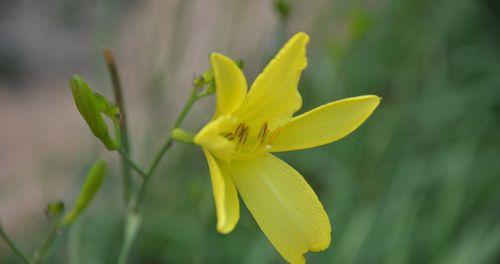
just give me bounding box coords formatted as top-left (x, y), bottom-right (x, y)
top-left (1, 0), bottom-right (499, 263)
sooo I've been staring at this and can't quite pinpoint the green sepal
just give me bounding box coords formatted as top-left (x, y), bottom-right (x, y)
top-left (69, 75), bottom-right (118, 150)
top-left (94, 92), bottom-right (120, 120)
top-left (60, 160), bottom-right (107, 226)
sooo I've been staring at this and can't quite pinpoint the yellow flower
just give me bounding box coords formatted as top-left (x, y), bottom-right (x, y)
top-left (194, 32), bottom-right (380, 264)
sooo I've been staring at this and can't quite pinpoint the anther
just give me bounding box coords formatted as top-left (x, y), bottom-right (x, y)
top-left (238, 126), bottom-right (249, 145)
top-left (234, 123), bottom-right (244, 138)
top-left (258, 122), bottom-right (268, 144)
top-left (224, 132), bottom-right (235, 140)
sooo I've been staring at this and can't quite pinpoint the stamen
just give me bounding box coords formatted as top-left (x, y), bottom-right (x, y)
top-left (267, 127), bottom-right (282, 145)
top-left (241, 127), bottom-right (249, 145)
top-left (224, 132), bottom-right (235, 140)
top-left (258, 122), bottom-right (268, 144)
top-left (234, 123), bottom-right (244, 138)
top-left (228, 123), bottom-right (250, 147)
top-left (219, 121), bottom-right (282, 159)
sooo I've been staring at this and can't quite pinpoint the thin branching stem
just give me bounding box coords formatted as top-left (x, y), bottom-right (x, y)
top-left (31, 224), bottom-right (58, 264)
top-left (117, 84), bottom-right (210, 264)
top-left (117, 148), bottom-right (148, 178)
top-left (0, 220), bottom-right (30, 264)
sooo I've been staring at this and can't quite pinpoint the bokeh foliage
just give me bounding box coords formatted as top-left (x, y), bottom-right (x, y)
top-left (2, 0), bottom-right (499, 263)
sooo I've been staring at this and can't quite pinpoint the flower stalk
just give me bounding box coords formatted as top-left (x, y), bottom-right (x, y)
top-left (31, 224), bottom-right (58, 264)
top-left (0, 220), bottom-right (30, 264)
top-left (103, 49), bottom-right (133, 204)
top-left (115, 68), bottom-right (214, 264)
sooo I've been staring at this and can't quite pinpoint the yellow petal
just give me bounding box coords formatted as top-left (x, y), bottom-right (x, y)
top-left (194, 115), bottom-right (237, 161)
top-left (230, 153), bottom-right (331, 264)
top-left (270, 95), bottom-right (381, 152)
top-left (202, 149), bottom-right (239, 234)
top-left (211, 53), bottom-right (247, 118)
top-left (233, 32), bottom-right (309, 129)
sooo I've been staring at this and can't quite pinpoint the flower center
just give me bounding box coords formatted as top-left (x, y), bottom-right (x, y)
top-left (221, 121), bottom-right (281, 159)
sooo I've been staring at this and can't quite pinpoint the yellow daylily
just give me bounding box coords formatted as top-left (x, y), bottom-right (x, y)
top-left (194, 32), bottom-right (380, 264)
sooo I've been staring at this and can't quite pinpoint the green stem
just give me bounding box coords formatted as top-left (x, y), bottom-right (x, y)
top-left (134, 137), bottom-right (173, 210)
top-left (117, 211), bottom-right (141, 264)
top-left (117, 148), bottom-right (148, 178)
top-left (31, 224), bottom-right (58, 264)
top-left (0, 221), bottom-right (30, 264)
top-left (173, 89), bottom-right (199, 128)
top-left (103, 48), bottom-right (133, 204)
top-left (135, 89), bottom-right (202, 208)
top-left (117, 87), bottom-right (207, 263)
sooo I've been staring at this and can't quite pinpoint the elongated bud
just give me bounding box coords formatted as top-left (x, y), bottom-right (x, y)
top-left (171, 128), bottom-right (195, 144)
top-left (70, 76), bottom-right (117, 150)
top-left (60, 160), bottom-right (106, 226)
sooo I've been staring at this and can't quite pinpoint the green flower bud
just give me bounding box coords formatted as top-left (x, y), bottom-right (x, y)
top-left (70, 76), bottom-right (117, 150)
top-left (193, 76), bottom-right (205, 90)
top-left (275, 0), bottom-right (290, 20)
top-left (198, 58), bottom-right (242, 95)
top-left (60, 160), bottom-right (106, 226)
top-left (46, 201), bottom-right (65, 218)
top-left (171, 128), bottom-right (195, 144)
top-left (202, 69), bottom-right (214, 84)
top-left (234, 59), bottom-right (245, 69)
top-left (204, 82), bottom-right (216, 95)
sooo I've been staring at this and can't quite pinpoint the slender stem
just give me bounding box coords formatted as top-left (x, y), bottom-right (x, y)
top-left (31, 224), bottom-right (58, 264)
top-left (117, 148), bottom-right (148, 178)
top-left (173, 90), bottom-right (198, 128)
top-left (133, 139), bottom-right (172, 210)
top-left (117, 87), bottom-right (207, 263)
top-left (0, 221), bottom-right (30, 264)
top-left (103, 48), bottom-right (133, 203)
top-left (134, 89), bottom-right (199, 208)
top-left (117, 211), bottom-right (140, 264)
